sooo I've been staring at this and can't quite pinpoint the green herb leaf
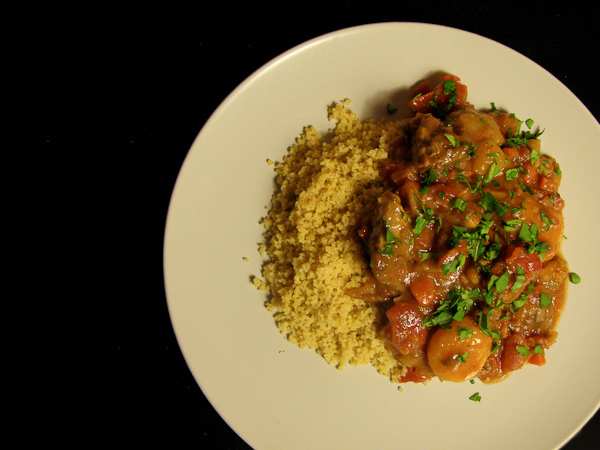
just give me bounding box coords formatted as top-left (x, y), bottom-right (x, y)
top-left (479, 192), bottom-right (509, 218)
top-left (540, 292), bottom-right (551, 308)
top-left (450, 197), bottom-right (467, 211)
top-left (444, 133), bottom-right (459, 147)
top-left (484, 161), bottom-right (500, 184)
top-left (419, 168), bottom-right (436, 194)
top-left (505, 168), bottom-right (519, 181)
top-left (569, 272), bottom-right (581, 284)
top-left (412, 216), bottom-right (428, 235)
top-left (423, 287), bottom-right (479, 329)
top-left (494, 270), bottom-right (510, 293)
top-left (457, 352), bottom-right (469, 364)
top-left (469, 392), bottom-right (482, 402)
top-left (379, 244), bottom-right (394, 255)
top-left (458, 326), bottom-right (473, 340)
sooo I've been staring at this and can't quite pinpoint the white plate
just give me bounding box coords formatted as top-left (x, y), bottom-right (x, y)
top-left (164, 23), bottom-right (600, 449)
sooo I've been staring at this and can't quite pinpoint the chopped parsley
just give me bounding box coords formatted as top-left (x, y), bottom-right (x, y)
top-left (506, 117), bottom-right (545, 147)
top-left (483, 160), bottom-right (500, 184)
top-left (450, 197), bottom-right (467, 211)
top-left (412, 195), bottom-right (441, 235)
top-left (518, 222), bottom-right (549, 258)
top-left (469, 392), bottom-right (482, 402)
top-left (478, 192), bottom-right (509, 218)
top-left (422, 287), bottom-right (479, 329)
top-left (457, 352), bottom-right (469, 364)
top-left (458, 326), bottom-right (473, 340)
top-left (419, 168), bottom-right (437, 194)
top-left (505, 168), bottom-right (519, 181)
top-left (439, 79), bottom-right (459, 117)
top-left (379, 220), bottom-right (401, 255)
top-left (510, 266), bottom-right (527, 292)
top-left (448, 213), bottom-right (497, 263)
top-left (444, 133), bottom-right (459, 147)
top-left (539, 292), bottom-right (551, 308)
top-left (569, 272), bottom-right (581, 284)
top-left (442, 253), bottom-right (466, 275)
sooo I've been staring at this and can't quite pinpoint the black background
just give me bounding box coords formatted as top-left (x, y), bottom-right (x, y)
top-left (38, 2), bottom-right (599, 448)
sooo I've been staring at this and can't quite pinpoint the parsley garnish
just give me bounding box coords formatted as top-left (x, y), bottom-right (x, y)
top-left (469, 392), bottom-right (482, 402)
top-left (539, 292), bottom-right (551, 308)
top-left (540, 211), bottom-right (555, 231)
top-left (518, 222), bottom-right (549, 258)
top-left (379, 220), bottom-right (402, 255)
top-left (510, 266), bottom-right (527, 292)
top-left (516, 345), bottom-right (529, 356)
top-left (457, 352), bottom-right (469, 364)
top-left (479, 192), bottom-right (509, 218)
top-left (422, 287), bottom-right (479, 329)
top-left (412, 216), bottom-right (429, 236)
top-left (438, 79), bottom-right (458, 117)
top-left (505, 168), bottom-right (519, 181)
top-left (419, 168), bottom-right (436, 194)
top-left (442, 253), bottom-right (466, 275)
top-left (483, 161), bottom-right (500, 185)
top-left (458, 327), bottom-right (473, 340)
top-left (444, 133), bottom-right (459, 147)
top-left (569, 273), bottom-right (581, 284)
top-left (412, 195), bottom-right (441, 235)
top-left (506, 117), bottom-right (545, 147)
top-left (450, 197), bottom-right (467, 211)
top-left (448, 213), bottom-right (497, 262)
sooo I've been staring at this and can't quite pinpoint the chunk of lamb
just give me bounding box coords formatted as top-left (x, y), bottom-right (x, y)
top-left (406, 109), bottom-right (504, 173)
top-left (367, 190), bottom-right (417, 297)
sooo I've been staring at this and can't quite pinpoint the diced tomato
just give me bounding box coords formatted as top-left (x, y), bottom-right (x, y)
top-left (409, 275), bottom-right (437, 307)
top-left (538, 176), bottom-right (558, 194)
top-left (427, 183), bottom-right (460, 202)
top-left (519, 161), bottom-right (538, 187)
top-left (501, 333), bottom-right (529, 373)
top-left (528, 352), bottom-right (546, 366)
top-left (504, 146), bottom-right (518, 161)
top-left (399, 366), bottom-right (433, 383)
top-left (411, 80), bottom-right (432, 98)
top-left (407, 74), bottom-right (468, 114)
top-left (505, 245), bottom-right (542, 274)
top-left (437, 240), bottom-right (468, 268)
top-left (409, 91), bottom-right (437, 114)
top-left (386, 302), bottom-right (428, 355)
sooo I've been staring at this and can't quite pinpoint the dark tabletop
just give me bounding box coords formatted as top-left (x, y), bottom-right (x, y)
top-left (46, 2), bottom-right (599, 448)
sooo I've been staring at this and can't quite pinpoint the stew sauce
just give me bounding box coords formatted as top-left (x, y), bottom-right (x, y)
top-left (351, 75), bottom-right (568, 384)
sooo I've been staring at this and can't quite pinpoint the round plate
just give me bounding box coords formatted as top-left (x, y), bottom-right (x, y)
top-left (164, 23), bottom-right (600, 449)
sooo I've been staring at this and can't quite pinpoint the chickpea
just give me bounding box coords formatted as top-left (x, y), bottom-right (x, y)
top-left (427, 316), bottom-right (492, 382)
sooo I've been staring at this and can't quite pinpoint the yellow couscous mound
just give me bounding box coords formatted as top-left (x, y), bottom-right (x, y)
top-left (258, 101), bottom-right (408, 381)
